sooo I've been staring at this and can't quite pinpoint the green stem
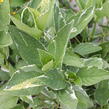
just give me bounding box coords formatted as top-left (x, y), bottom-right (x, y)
top-left (90, 22), bottom-right (96, 40)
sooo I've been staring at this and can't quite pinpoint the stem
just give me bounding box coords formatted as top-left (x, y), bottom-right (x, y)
top-left (90, 22), bottom-right (96, 40)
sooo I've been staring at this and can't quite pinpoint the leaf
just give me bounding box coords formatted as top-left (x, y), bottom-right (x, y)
top-left (44, 69), bottom-right (66, 90)
top-left (57, 89), bottom-right (78, 109)
top-left (74, 86), bottom-right (93, 109)
top-left (1, 69), bottom-right (66, 95)
top-left (42, 60), bottom-right (54, 71)
top-left (38, 49), bottom-right (53, 65)
top-left (0, 30), bottom-right (13, 48)
top-left (21, 8), bottom-right (36, 28)
top-left (77, 67), bottom-right (109, 86)
top-left (19, 64), bottom-right (42, 73)
top-left (85, 0), bottom-right (95, 9)
top-left (95, 0), bottom-right (103, 7)
top-left (29, 0), bottom-right (55, 30)
top-left (54, 2), bottom-right (66, 32)
top-left (10, 16), bottom-right (42, 39)
top-left (2, 71), bottom-right (45, 96)
top-left (10, 0), bottom-right (25, 7)
top-left (30, 0), bottom-right (42, 8)
top-left (0, 0), bottom-right (10, 31)
top-left (20, 95), bottom-right (34, 105)
top-left (63, 49), bottom-right (84, 68)
top-left (9, 26), bottom-right (45, 65)
top-left (0, 95), bottom-right (18, 109)
top-left (47, 40), bottom-right (56, 56)
top-left (0, 70), bottom-right (10, 81)
top-left (11, 104), bottom-right (25, 109)
top-left (74, 43), bottom-right (102, 56)
top-left (84, 57), bottom-right (103, 69)
top-left (69, 7), bottom-right (94, 39)
top-left (96, 1), bottom-right (109, 18)
top-left (95, 80), bottom-right (109, 106)
top-left (55, 21), bottom-right (74, 67)
top-left (100, 42), bottom-right (109, 58)
top-left (76, 0), bottom-right (86, 9)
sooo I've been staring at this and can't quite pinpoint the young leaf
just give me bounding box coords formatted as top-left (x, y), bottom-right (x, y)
top-left (42, 60), bottom-right (54, 71)
top-left (77, 67), bottom-right (109, 86)
top-left (29, 0), bottom-right (55, 30)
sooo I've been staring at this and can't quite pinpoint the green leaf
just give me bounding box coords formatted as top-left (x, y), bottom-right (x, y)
top-left (11, 104), bottom-right (25, 109)
top-left (0, 52), bottom-right (4, 65)
top-left (57, 89), bottom-right (78, 109)
top-left (30, 0), bottom-right (42, 8)
top-left (0, 70), bottom-right (10, 81)
top-left (74, 86), bottom-right (93, 109)
top-left (100, 42), bottom-right (109, 58)
top-left (10, 0), bottom-right (25, 7)
top-left (42, 60), bottom-right (54, 71)
top-left (38, 49), bottom-right (53, 65)
top-left (47, 40), bottom-right (56, 56)
top-left (29, 0), bottom-right (55, 30)
top-left (9, 26), bottom-right (45, 65)
top-left (0, 0), bottom-right (10, 31)
top-left (21, 8), bottom-right (36, 28)
top-left (85, 0), bottom-right (95, 9)
top-left (69, 7), bottom-right (94, 38)
top-left (63, 49), bottom-right (84, 68)
top-left (10, 16), bottom-right (42, 39)
top-left (95, 80), bottom-right (109, 106)
top-left (44, 69), bottom-right (66, 90)
top-left (0, 30), bottom-right (13, 48)
top-left (1, 69), bottom-right (66, 95)
top-left (0, 95), bottom-right (18, 109)
top-left (84, 57), bottom-right (103, 69)
top-left (96, 1), bottom-right (109, 18)
top-left (55, 21), bottom-right (74, 67)
top-left (2, 71), bottom-right (45, 96)
top-left (77, 67), bottom-right (109, 86)
top-left (19, 64), bottom-right (42, 73)
top-left (54, 2), bottom-right (66, 32)
top-left (76, 0), bottom-right (86, 9)
top-left (74, 43), bottom-right (102, 56)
